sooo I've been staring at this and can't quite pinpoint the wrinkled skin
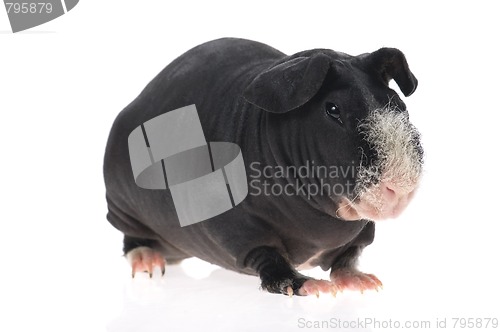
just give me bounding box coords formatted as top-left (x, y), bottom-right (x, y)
top-left (104, 38), bottom-right (423, 296)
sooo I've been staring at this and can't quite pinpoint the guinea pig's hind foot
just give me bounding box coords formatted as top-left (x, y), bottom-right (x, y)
top-left (126, 246), bottom-right (166, 278)
top-left (330, 268), bottom-right (383, 294)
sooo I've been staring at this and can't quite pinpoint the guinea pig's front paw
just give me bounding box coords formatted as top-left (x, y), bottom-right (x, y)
top-left (330, 268), bottom-right (383, 294)
top-left (126, 246), bottom-right (166, 278)
top-left (298, 279), bottom-right (340, 298)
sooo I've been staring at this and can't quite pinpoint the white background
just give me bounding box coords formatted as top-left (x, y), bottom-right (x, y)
top-left (1, 1), bottom-right (499, 331)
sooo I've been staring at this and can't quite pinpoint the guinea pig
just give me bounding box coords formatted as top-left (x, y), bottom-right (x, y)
top-left (103, 38), bottom-right (423, 297)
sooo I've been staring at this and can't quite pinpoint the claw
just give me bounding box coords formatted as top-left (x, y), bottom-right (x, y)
top-left (331, 269), bottom-right (382, 294)
top-left (148, 261), bottom-right (153, 278)
top-left (131, 262), bottom-right (139, 278)
top-left (287, 286), bottom-right (294, 297)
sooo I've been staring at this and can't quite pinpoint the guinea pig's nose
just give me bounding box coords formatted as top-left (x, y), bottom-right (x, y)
top-left (380, 182), bottom-right (397, 200)
top-left (378, 180), bottom-right (416, 219)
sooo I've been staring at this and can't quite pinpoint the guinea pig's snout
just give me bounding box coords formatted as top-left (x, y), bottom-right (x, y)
top-left (378, 181), bottom-right (417, 217)
top-left (380, 181), bottom-right (396, 200)
top-left (337, 179), bottom-right (418, 221)
top-left (336, 107), bottom-right (423, 222)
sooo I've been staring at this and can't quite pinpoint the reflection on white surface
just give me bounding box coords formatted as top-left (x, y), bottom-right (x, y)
top-left (107, 258), bottom-right (380, 332)
top-left (105, 231), bottom-right (499, 332)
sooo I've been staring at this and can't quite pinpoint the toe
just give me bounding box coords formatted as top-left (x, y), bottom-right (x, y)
top-left (299, 279), bottom-right (337, 297)
top-left (126, 246), bottom-right (166, 278)
top-left (366, 273), bottom-right (383, 289)
top-left (331, 269), bottom-right (382, 293)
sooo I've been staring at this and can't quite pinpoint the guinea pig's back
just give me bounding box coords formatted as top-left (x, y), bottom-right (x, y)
top-left (103, 38), bottom-right (284, 256)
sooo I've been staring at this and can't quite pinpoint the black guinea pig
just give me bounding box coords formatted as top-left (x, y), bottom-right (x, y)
top-left (103, 38), bottom-right (423, 296)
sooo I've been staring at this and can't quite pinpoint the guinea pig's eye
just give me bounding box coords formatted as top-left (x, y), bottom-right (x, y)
top-left (325, 102), bottom-right (343, 124)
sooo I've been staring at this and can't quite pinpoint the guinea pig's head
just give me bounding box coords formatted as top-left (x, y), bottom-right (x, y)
top-left (243, 47), bottom-right (423, 222)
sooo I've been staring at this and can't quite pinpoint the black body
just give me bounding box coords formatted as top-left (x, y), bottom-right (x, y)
top-left (104, 38), bottom-right (417, 295)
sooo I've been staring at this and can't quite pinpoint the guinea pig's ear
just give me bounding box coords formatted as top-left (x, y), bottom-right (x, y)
top-left (363, 48), bottom-right (418, 97)
top-left (243, 53), bottom-right (330, 113)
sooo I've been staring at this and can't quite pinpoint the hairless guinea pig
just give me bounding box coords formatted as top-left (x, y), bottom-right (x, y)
top-left (103, 38), bottom-right (423, 297)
